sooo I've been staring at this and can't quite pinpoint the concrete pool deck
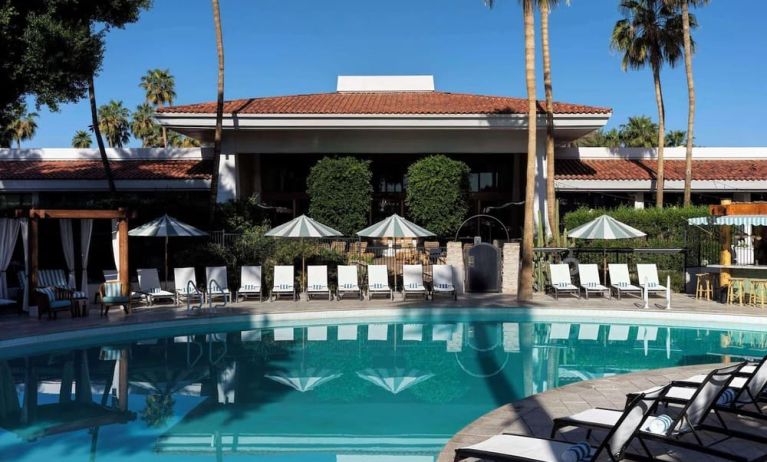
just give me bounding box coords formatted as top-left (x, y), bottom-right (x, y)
top-left (1, 292), bottom-right (767, 344)
top-left (438, 363), bottom-right (767, 462)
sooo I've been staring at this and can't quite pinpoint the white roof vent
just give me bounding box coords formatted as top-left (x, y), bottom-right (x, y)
top-left (336, 75), bottom-right (435, 92)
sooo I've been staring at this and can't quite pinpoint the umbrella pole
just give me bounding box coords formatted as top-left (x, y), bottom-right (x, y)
top-left (603, 245), bottom-right (607, 284)
top-left (165, 235), bottom-right (169, 290)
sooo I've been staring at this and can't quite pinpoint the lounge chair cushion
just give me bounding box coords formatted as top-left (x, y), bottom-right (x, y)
top-left (102, 296), bottom-right (130, 304)
top-left (308, 285), bottom-right (327, 291)
top-left (274, 284), bottom-right (293, 291)
top-left (370, 283), bottom-right (386, 290)
top-left (50, 300), bottom-right (72, 310)
top-left (241, 284), bottom-right (260, 291)
top-left (459, 434), bottom-right (594, 462)
top-left (36, 287), bottom-right (57, 303)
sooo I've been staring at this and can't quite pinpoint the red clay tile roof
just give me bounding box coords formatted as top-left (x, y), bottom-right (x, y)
top-left (556, 159), bottom-right (767, 181)
top-left (0, 160), bottom-right (212, 180)
top-left (158, 91), bottom-right (611, 115)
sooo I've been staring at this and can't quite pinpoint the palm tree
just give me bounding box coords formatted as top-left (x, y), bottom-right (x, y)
top-left (72, 130), bottom-right (92, 148)
top-left (168, 131), bottom-right (201, 148)
top-left (540, 0), bottom-right (569, 246)
top-left (575, 128), bottom-right (621, 148)
top-left (7, 106), bottom-right (38, 148)
top-left (612, 0), bottom-right (686, 208)
top-left (131, 103), bottom-right (161, 147)
top-left (139, 69), bottom-right (176, 147)
top-left (619, 116), bottom-right (658, 147)
top-left (209, 0), bottom-right (225, 225)
top-left (665, 129), bottom-right (686, 147)
top-left (88, 76), bottom-right (116, 192)
top-left (664, 0), bottom-right (703, 206)
top-left (98, 100), bottom-right (131, 148)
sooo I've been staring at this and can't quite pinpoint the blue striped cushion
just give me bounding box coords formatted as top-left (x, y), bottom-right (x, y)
top-left (104, 283), bottom-right (122, 298)
top-left (36, 287), bottom-right (56, 302)
top-left (561, 442), bottom-right (591, 462)
top-left (242, 284), bottom-right (259, 291)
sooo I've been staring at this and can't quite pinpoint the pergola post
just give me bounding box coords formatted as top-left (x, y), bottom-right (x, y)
top-left (720, 199), bottom-right (732, 289)
top-left (118, 211), bottom-right (130, 313)
top-left (29, 217), bottom-right (38, 302)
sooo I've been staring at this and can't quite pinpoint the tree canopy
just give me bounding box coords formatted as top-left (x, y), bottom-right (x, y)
top-left (307, 157), bottom-right (373, 235)
top-left (405, 155), bottom-right (470, 237)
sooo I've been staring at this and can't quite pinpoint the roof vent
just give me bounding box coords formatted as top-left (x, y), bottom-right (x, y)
top-left (336, 75), bottom-right (435, 92)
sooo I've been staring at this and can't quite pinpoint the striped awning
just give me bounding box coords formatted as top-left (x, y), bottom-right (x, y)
top-left (688, 215), bottom-right (767, 226)
top-left (265, 215), bottom-right (342, 238)
top-left (567, 215), bottom-right (646, 240)
top-left (128, 214), bottom-right (207, 237)
top-left (356, 214), bottom-right (435, 238)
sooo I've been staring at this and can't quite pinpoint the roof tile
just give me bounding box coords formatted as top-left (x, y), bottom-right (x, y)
top-left (0, 160), bottom-right (212, 181)
top-left (556, 159), bottom-right (767, 181)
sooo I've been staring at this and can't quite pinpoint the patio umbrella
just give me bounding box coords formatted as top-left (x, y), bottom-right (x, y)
top-left (265, 215), bottom-right (343, 291)
top-left (356, 214), bottom-right (435, 292)
top-left (567, 215), bottom-right (646, 281)
top-left (129, 214), bottom-right (207, 285)
top-left (265, 368), bottom-right (342, 392)
top-left (356, 368), bottom-right (434, 394)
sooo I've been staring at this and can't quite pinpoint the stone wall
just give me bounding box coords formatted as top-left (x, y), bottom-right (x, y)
top-left (445, 241), bottom-right (465, 294)
top-left (502, 242), bottom-right (520, 295)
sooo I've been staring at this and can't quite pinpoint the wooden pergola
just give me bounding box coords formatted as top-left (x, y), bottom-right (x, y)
top-left (709, 200), bottom-right (767, 288)
top-left (17, 208), bottom-right (130, 310)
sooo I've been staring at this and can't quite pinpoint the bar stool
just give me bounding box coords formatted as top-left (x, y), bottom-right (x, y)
top-left (749, 279), bottom-right (767, 308)
top-left (695, 273), bottom-right (713, 301)
top-left (727, 278), bottom-right (746, 306)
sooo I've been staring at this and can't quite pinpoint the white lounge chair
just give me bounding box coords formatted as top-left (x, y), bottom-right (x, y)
top-left (577, 264), bottom-right (609, 299)
top-left (336, 265), bottom-right (362, 300)
top-left (548, 263), bottom-right (579, 300)
top-left (432, 264), bottom-right (457, 300)
top-left (367, 265), bottom-right (393, 300)
top-left (236, 265), bottom-right (262, 301)
top-left (306, 265), bottom-right (331, 301)
top-left (137, 268), bottom-right (176, 305)
top-left (173, 267), bottom-right (202, 306)
top-left (403, 264), bottom-right (429, 300)
top-left (636, 263), bottom-right (667, 297)
top-left (271, 265), bottom-right (296, 301)
top-left (206, 266), bottom-right (232, 305)
top-left (608, 264), bottom-right (642, 300)
top-left (456, 387), bottom-right (665, 462)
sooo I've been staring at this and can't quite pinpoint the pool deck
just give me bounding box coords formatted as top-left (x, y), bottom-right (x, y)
top-left (438, 363), bottom-right (767, 462)
top-left (1, 292), bottom-right (766, 343)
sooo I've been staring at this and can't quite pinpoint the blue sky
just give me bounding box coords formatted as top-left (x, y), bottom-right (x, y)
top-left (27, 0), bottom-right (766, 148)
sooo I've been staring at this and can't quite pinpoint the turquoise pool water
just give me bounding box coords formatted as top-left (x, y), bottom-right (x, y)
top-left (1, 314), bottom-right (766, 461)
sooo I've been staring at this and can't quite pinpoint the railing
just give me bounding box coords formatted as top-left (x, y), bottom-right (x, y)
top-left (210, 230), bottom-right (241, 248)
top-left (533, 247), bottom-right (687, 293)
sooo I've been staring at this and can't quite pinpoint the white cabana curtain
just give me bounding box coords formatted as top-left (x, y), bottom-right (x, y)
top-left (20, 219), bottom-right (28, 311)
top-left (111, 219), bottom-right (120, 278)
top-left (59, 219), bottom-right (76, 288)
top-left (80, 219), bottom-right (93, 299)
top-left (0, 219), bottom-right (20, 299)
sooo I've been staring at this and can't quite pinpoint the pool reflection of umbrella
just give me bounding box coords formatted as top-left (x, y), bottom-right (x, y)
top-left (356, 368), bottom-right (434, 394)
top-left (265, 368), bottom-right (342, 392)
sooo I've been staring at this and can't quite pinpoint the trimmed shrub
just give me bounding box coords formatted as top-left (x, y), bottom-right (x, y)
top-left (405, 155), bottom-right (470, 237)
top-left (307, 157), bottom-right (372, 235)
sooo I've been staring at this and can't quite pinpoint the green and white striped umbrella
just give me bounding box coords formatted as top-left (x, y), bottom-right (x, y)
top-left (265, 215), bottom-right (342, 238)
top-left (356, 368), bottom-right (434, 394)
top-left (568, 215), bottom-right (646, 240)
top-left (128, 214), bottom-right (207, 237)
top-left (356, 214), bottom-right (435, 238)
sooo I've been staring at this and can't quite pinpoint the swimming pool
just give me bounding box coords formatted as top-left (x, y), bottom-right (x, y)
top-left (2, 311), bottom-right (765, 461)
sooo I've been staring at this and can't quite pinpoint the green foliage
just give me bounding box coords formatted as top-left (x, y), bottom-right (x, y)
top-left (71, 129), bottom-right (92, 148)
top-left (131, 102), bottom-right (159, 147)
top-left (405, 155), bottom-right (470, 237)
top-left (213, 195), bottom-right (272, 232)
top-left (307, 157), bottom-right (372, 235)
top-left (98, 99), bottom-right (131, 147)
top-left (575, 117), bottom-right (687, 148)
top-left (141, 394), bottom-right (174, 428)
top-left (5, 103), bottom-right (37, 148)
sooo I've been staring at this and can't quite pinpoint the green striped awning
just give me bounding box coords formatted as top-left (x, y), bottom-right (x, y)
top-left (688, 215), bottom-right (767, 226)
top-left (356, 214), bottom-right (435, 238)
top-left (265, 215), bottom-right (343, 238)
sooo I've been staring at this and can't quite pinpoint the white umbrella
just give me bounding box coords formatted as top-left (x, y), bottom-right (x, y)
top-left (265, 368), bottom-right (342, 392)
top-left (568, 215), bottom-right (646, 281)
top-left (129, 214), bottom-right (207, 286)
top-left (265, 215), bottom-right (343, 292)
top-left (356, 368), bottom-right (434, 394)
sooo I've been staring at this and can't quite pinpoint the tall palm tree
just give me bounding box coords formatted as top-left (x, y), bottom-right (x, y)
top-left (98, 100), bottom-right (131, 148)
top-left (209, 0), bottom-right (225, 225)
top-left (131, 102), bottom-right (161, 147)
top-left (612, 0), bottom-right (686, 208)
top-left (619, 115), bottom-right (658, 147)
top-left (665, 129), bottom-right (686, 147)
top-left (664, 0), bottom-right (703, 206)
top-left (7, 106), bottom-right (38, 148)
top-left (72, 130), bottom-right (92, 148)
top-left (540, 0), bottom-right (569, 246)
top-left (140, 69), bottom-right (176, 147)
top-left (88, 76), bottom-right (116, 192)
top-left (484, 0), bottom-right (536, 301)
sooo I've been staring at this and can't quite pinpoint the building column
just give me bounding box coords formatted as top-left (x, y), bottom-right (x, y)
top-left (533, 137), bottom-right (551, 237)
top-left (633, 192), bottom-right (645, 209)
top-left (216, 153), bottom-right (238, 203)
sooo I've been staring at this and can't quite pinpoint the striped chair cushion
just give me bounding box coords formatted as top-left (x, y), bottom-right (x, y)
top-left (341, 283), bottom-right (355, 289)
top-left (104, 282), bottom-right (122, 298)
top-left (36, 287), bottom-right (56, 302)
top-left (242, 284), bottom-right (259, 291)
top-left (371, 283), bottom-right (384, 289)
top-left (276, 284), bottom-right (292, 290)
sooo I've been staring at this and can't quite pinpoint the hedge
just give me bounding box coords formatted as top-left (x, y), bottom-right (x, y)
top-left (307, 156), bottom-right (373, 235)
top-left (405, 155), bottom-right (470, 237)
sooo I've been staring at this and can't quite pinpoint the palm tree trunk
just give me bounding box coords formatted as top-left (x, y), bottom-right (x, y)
top-left (540, 1), bottom-right (558, 245)
top-left (652, 66), bottom-right (665, 208)
top-left (162, 126), bottom-right (168, 149)
top-left (208, 0), bottom-right (225, 225)
top-left (518, 0), bottom-right (536, 302)
top-left (88, 76), bottom-right (116, 193)
top-left (681, 0), bottom-right (695, 207)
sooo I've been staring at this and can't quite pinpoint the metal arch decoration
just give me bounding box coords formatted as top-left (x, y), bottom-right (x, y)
top-left (453, 214), bottom-right (510, 243)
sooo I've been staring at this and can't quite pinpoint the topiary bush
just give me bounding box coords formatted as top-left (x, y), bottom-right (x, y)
top-left (307, 157), bottom-right (372, 235)
top-left (405, 155), bottom-right (470, 237)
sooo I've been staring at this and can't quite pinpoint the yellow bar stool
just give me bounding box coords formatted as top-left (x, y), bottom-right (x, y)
top-left (727, 277), bottom-right (746, 306)
top-left (749, 279), bottom-right (767, 308)
top-left (695, 273), bottom-right (713, 301)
